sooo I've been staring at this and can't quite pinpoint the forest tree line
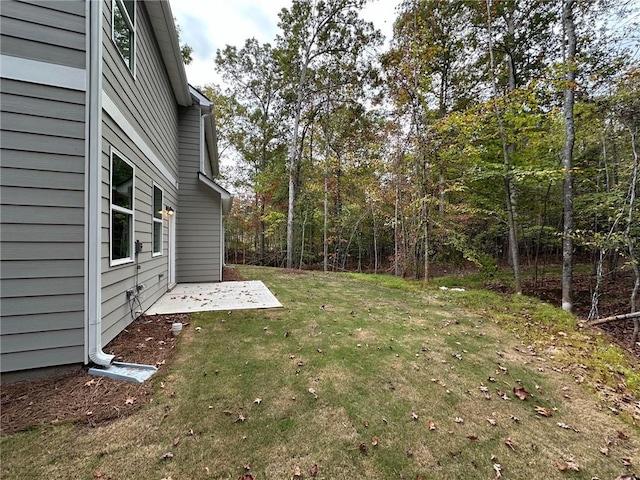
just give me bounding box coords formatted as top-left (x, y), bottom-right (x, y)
top-left (199, 0), bottom-right (639, 320)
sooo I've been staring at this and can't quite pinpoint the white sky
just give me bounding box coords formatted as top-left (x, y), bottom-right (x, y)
top-left (168, 0), bottom-right (399, 88)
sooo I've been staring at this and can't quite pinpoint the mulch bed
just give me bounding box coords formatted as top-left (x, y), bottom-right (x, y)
top-left (0, 267), bottom-right (244, 435)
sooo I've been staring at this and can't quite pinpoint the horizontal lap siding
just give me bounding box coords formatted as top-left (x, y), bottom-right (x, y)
top-left (177, 106), bottom-right (223, 283)
top-left (99, 1), bottom-right (179, 345)
top-left (0, 0), bottom-right (85, 68)
top-left (0, 1), bottom-right (86, 372)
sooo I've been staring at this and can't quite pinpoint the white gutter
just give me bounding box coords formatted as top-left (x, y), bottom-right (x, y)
top-left (86, 0), bottom-right (114, 366)
top-left (203, 113), bottom-right (219, 177)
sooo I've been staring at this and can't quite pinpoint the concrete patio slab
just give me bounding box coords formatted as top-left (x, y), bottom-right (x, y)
top-left (145, 281), bottom-right (283, 315)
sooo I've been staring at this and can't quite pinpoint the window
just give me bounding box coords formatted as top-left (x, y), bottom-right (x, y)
top-left (112, 0), bottom-right (135, 71)
top-left (111, 151), bottom-right (135, 265)
top-left (152, 184), bottom-right (163, 256)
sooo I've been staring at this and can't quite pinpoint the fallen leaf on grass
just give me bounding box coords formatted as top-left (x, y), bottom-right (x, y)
top-left (618, 431), bottom-right (630, 441)
top-left (535, 406), bottom-right (553, 417)
top-left (125, 397), bottom-right (135, 405)
top-left (293, 465), bottom-right (302, 477)
top-left (411, 412), bottom-right (419, 421)
top-left (557, 422), bottom-right (579, 432)
top-left (555, 460), bottom-right (579, 472)
top-left (599, 445), bottom-right (610, 456)
top-left (310, 464), bottom-right (318, 477)
top-left (160, 452), bottom-right (174, 460)
top-left (371, 436), bottom-right (379, 446)
top-left (429, 420), bottom-right (437, 430)
top-left (487, 418), bottom-right (497, 426)
top-left (173, 436), bottom-right (180, 446)
top-left (234, 414), bottom-right (246, 423)
top-left (454, 417), bottom-right (464, 423)
top-left (406, 449), bottom-right (414, 457)
top-left (614, 475), bottom-right (639, 480)
top-left (504, 438), bottom-right (517, 450)
top-left (621, 457), bottom-right (633, 467)
top-left (513, 386), bottom-right (531, 400)
top-left (493, 463), bottom-right (502, 479)
top-left (359, 442), bottom-right (368, 453)
top-left (467, 435), bottom-right (479, 441)
top-left (254, 398), bottom-right (262, 405)
top-left (84, 379), bottom-right (96, 387)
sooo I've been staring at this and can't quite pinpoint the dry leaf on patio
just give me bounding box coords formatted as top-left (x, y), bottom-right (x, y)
top-left (513, 386), bottom-right (531, 401)
top-left (535, 406), bottom-right (553, 417)
top-left (310, 464), bottom-right (318, 477)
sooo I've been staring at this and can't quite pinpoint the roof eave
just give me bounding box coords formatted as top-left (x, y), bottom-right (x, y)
top-left (144, 0), bottom-right (192, 107)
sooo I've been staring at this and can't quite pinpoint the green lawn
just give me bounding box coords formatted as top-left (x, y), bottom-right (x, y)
top-left (2, 266), bottom-right (638, 479)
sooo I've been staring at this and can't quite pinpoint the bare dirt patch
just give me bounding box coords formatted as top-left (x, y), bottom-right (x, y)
top-left (0, 267), bottom-right (243, 435)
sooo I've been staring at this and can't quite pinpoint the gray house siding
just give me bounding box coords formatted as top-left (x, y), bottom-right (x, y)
top-left (99, 0), bottom-right (179, 345)
top-left (0, 0), bottom-right (87, 373)
top-left (0, 0), bottom-right (86, 68)
top-left (177, 106), bottom-right (223, 283)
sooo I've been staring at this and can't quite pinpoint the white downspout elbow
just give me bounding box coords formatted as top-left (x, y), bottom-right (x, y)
top-left (86, 0), bottom-right (113, 367)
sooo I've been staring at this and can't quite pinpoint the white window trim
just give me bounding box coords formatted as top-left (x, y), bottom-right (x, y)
top-left (152, 182), bottom-right (164, 257)
top-left (110, 148), bottom-right (135, 266)
top-left (111, 0), bottom-right (136, 77)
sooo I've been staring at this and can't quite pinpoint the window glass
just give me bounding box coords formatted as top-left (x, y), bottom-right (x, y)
top-left (112, 210), bottom-right (132, 260)
top-left (111, 152), bottom-right (134, 263)
top-left (112, 154), bottom-right (133, 209)
top-left (153, 185), bottom-right (163, 255)
top-left (113, 0), bottom-right (134, 70)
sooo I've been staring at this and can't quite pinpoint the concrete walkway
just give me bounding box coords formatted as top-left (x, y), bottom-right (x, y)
top-left (145, 281), bottom-right (282, 315)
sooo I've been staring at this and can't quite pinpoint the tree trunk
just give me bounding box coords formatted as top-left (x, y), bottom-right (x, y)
top-left (485, 0), bottom-right (521, 294)
top-left (286, 53), bottom-right (310, 269)
top-left (561, 0), bottom-right (577, 312)
top-left (625, 126), bottom-right (639, 343)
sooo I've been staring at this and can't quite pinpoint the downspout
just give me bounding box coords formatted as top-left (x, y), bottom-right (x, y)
top-left (86, 0), bottom-right (114, 366)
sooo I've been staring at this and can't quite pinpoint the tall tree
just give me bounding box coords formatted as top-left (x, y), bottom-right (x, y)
top-left (215, 39), bottom-right (286, 263)
top-left (277, 0), bottom-right (381, 268)
top-left (561, 0), bottom-right (577, 312)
